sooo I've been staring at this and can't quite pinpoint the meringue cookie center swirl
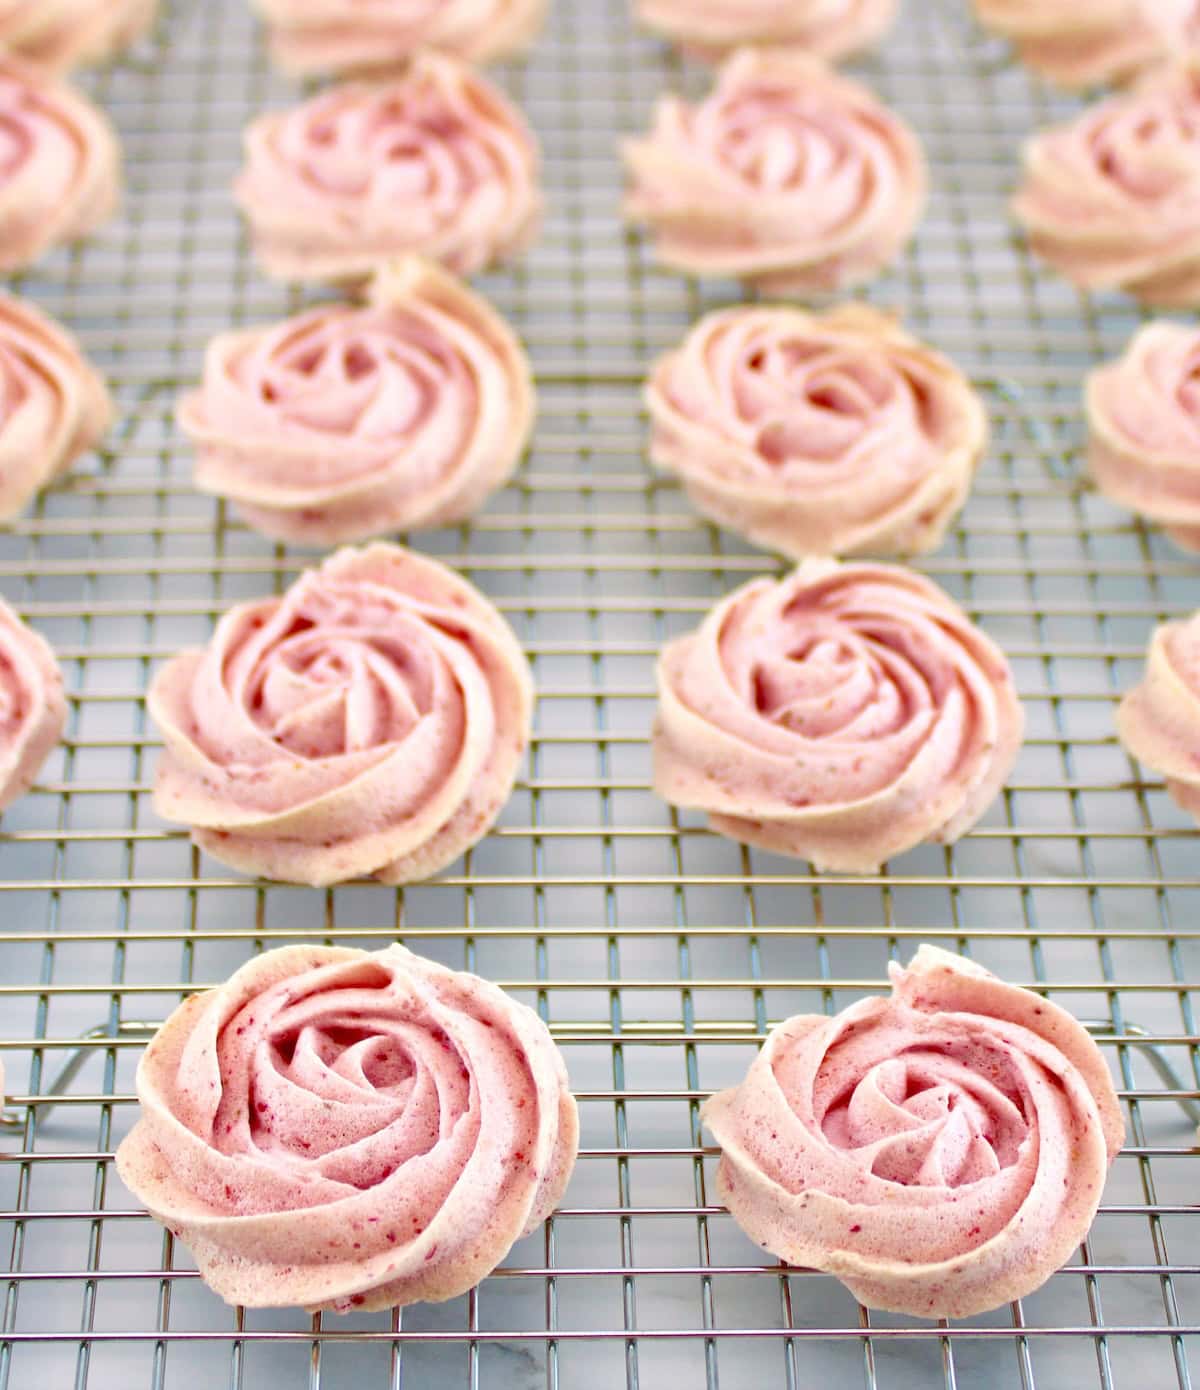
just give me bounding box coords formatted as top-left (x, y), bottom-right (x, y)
top-left (717, 328), bottom-right (906, 469)
top-left (818, 1049), bottom-right (1026, 1188)
top-left (251, 312), bottom-right (461, 442)
top-left (213, 971), bottom-right (470, 1193)
top-left (240, 310), bottom-right (474, 488)
top-left (287, 87), bottom-right (492, 236)
top-left (714, 92), bottom-right (864, 225)
top-left (734, 601), bottom-right (952, 803)
top-left (728, 335), bottom-right (900, 466)
top-left (232, 598), bottom-right (451, 762)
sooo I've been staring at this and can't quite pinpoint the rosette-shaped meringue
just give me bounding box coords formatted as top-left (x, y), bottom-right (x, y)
top-left (653, 559), bottom-right (1024, 871)
top-left (635, 0), bottom-right (897, 63)
top-left (115, 943), bottom-right (579, 1312)
top-left (1086, 320), bottom-right (1200, 550)
top-left (1014, 61), bottom-right (1200, 306)
top-left (971, 0), bottom-right (1200, 91)
top-left (646, 304), bottom-right (987, 560)
top-left (0, 295), bottom-right (111, 521)
top-left (703, 945), bottom-right (1124, 1318)
top-left (0, 595), bottom-right (66, 814)
top-left (1117, 611), bottom-right (1200, 819)
top-left (149, 544), bottom-right (533, 886)
top-left (234, 54), bottom-right (541, 286)
top-left (0, 0), bottom-right (157, 72)
top-left (252, 0), bottom-right (546, 76)
top-left (0, 57), bottom-right (119, 271)
top-left (622, 49), bottom-right (926, 293)
top-left (179, 259), bottom-right (533, 546)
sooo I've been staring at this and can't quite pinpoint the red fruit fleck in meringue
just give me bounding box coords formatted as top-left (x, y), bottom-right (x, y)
top-left (0, 595), bottom-right (65, 815)
top-left (646, 303), bottom-right (987, 561)
top-left (704, 945), bottom-right (1124, 1319)
top-left (623, 48), bottom-right (926, 293)
top-left (234, 54), bottom-right (541, 286)
top-left (115, 943), bottom-right (579, 1312)
top-left (653, 558), bottom-right (1024, 871)
top-left (635, 0), bottom-right (897, 63)
top-left (1014, 60), bottom-right (1200, 307)
top-left (251, 0), bottom-right (546, 76)
top-left (1117, 610), bottom-right (1200, 820)
top-left (179, 258), bottom-right (534, 547)
top-left (0, 57), bottom-right (120, 272)
top-left (148, 543), bottom-right (533, 887)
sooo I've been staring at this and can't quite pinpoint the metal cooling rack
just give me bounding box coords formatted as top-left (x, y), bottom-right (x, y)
top-left (0, 0), bottom-right (1197, 1386)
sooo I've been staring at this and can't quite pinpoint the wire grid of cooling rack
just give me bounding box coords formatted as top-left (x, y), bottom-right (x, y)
top-left (0, 1), bottom-right (1196, 1387)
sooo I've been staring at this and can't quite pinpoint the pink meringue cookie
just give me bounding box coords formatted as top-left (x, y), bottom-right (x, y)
top-left (0, 0), bottom-right (156, 72)
top-left (635, 0), bottom-right (897, 63)
top-left (653, 558), bottom-right (1024, 871)
top-left (252, 0), bottom-right (547, 76)
top-left (0, 294), bottom-right (112, 521)
top-left (1014, 60), bottom-right (1200, 306)
top-left (622, 48), bottom-right (926, 294)
top-left (971, 0), bottom-right (1200, 90)
top-left (0, 595), bottom-right (66, 814)
top-left (115, 943), bottom-right (579, 1312)
top-left (703, 944), bottom-right (1124, 1319)
top-left (646, 304), bottom-right (987, 561)
top-left (1117, 611), bottom-right (1200, 819)
top-left (234, 54), bottom-right (541, 286)
top-left (0, 57), bottom-right (119, 272)
top-left (179, 259), bottom-right (534, 547)
top-left (149, 543), bottom-right (533, 887)
top-left (1086, 320), bottom-right (1200, 551)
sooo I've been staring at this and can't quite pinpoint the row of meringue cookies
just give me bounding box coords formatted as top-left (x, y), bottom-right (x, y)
top-left (0, 6), bottom-right (545, 854)
top-left (0, 13), bottom-right (145, 817)
top-left (17, 293), bottom-right (1200, 879)
top-left (0, 0), bottom-right (1139, 1331)
top-left (968, 3), bottom-right (1200, 542)
top-left (111, 938), bottom-right (1124, 1322)
top-left (613, 12), bottom-right (1200, 844)
top-left (125, 11), bottom-right (547, 884)
top-left (619, 14), bottom-right (1200, 545)
top-left (0, 3), bottom-right (970, 881)
top-left (604, 30), bottom-right (1021, 869)
top-left (0, 3), bottom-right (163, 561)
top-left (636, 0), bottom-right (1200, 311)
top-left (2, 4), bottom-right (1200, 870)
top-left (0, 3), bottom-right (1125, 1328)
top-left (966, 6), bottom-right (1200, 815)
